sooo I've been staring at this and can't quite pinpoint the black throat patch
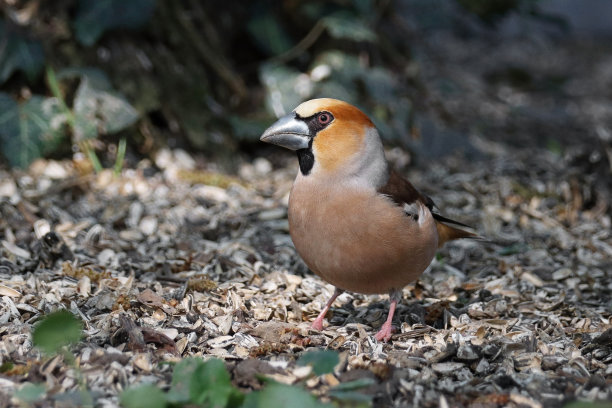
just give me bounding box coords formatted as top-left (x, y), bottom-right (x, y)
top-left (294, 111), bottom-right (334, 176)
top-left (296, 148), bottom-right (314, 175)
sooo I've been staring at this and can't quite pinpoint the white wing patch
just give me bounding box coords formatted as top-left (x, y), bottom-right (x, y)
top-left (403, 202), bottom-right (431, 226)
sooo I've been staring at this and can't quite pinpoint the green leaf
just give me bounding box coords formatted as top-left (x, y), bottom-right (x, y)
top-left (14, 383), bottom-right (46, 403)
top-left (57, 67), bottom-right (113, 90)
top-left (247, 14), bottom-right (293, 56)
top-left (54, 389), bottom-right (95, 407)
top-left (330, 378), bottom-right (376, 391)
top-left (321, 12), bottom-right (376, 42)
top-left (120, 384), bottom-right (167, 408)
top-left (328, 378), bottom-right (375, 405)
top-left (72, 73), bottom-right (139, 141)
top-left (32, 310), bottom-right (83, 354)
top-left (166, 357), bottom-right (202, 404)
top-left (74, 0), bottom-right (157, 46)
top-left (0, 92), bottom-right (67, 168)
top-left (189, 358), bottom-right (243, 407)
top-left (297, 350), bottom-right (339, 376)
top-left (329, 390), bottom-right (373, 404)
top-left (243, 382), bottom-right (333, 408)
top-left (0, 21), bottom-right (45, 84)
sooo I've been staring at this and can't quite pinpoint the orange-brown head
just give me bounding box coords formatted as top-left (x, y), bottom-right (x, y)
top-left (261, 98), bottom-right (388, 185)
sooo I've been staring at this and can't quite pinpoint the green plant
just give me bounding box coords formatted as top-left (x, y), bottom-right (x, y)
top-left (13, 310), bottom-right (90, 407)
top-left (32, 310), bottom-right (83, 355)
top-left (0, 67), bottom-right (138, 169)
top-left (297, 349), bottom-right (339, 376)
top-left (120, 350), bottom-right (372, 408)
top-left (0, 1), bottom-right (151, 169)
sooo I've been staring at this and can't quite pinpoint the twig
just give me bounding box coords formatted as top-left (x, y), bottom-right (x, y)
top-left (169, 2), bottom-right (246, 100)
top-left (267, 20), bottom-right (326, 65)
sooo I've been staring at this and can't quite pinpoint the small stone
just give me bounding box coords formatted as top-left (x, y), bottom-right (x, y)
top-left (193, 185), bottom-right (230, 203)
top-left (552, 268), bottom-right (573, 280)
top-left (253, 158), bottom-right (272, 175)
top-left (43, 160), bottom-right (69, 179)
top-left (139, 216), bottom-right (158, 236)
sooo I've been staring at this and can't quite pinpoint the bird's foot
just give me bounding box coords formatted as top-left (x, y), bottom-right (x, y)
top-left (374, 321), bottom-right (394, 342)
top-left (311, 317), bottom-right (324, 331)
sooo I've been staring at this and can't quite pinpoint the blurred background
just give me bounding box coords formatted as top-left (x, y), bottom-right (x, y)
top-left (0, 0), bottom-right (611, 172)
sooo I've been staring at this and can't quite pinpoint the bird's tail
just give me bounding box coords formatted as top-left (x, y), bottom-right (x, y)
top-left (433, 213), bottom-right (485, 247)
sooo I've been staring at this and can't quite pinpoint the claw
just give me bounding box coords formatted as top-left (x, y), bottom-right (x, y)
top-left (375, 321), bottom-right (394, 342)
top-left (374, 289), bottom-right (402, 342)
top-left (310, 287), bottom-right (343, 331)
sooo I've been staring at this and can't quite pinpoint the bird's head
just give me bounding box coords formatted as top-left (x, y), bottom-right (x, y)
top-left (260, 98), bottom-right (387, 183)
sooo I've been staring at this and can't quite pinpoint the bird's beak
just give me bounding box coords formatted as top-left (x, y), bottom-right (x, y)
top-left (260, 113), bottom-right (311, 151)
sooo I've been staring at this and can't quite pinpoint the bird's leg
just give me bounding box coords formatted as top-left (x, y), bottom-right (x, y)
top-left (375, 289), bottom-right (402, 342)
top-left (311, 287), bottom-right (344, 331)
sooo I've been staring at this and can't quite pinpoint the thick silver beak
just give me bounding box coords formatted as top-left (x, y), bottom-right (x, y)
top-left (260, 113), bottom-right (311, 151)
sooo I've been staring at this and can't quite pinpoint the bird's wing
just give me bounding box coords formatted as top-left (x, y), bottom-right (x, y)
top-left (378, 170), bottom-right (479, 246)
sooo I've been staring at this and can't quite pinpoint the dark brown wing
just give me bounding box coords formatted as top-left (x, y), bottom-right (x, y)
top-left (378, 169), bottom-right (478, 246)
top-left (378, 169), bottom-right (434, 208)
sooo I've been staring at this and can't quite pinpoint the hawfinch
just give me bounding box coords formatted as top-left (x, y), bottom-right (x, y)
top-left (260, 98), bottom-right (478, 342)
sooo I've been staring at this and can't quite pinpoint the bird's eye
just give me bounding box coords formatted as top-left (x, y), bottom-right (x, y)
top-left (317, 113), bottom-right (331, 125)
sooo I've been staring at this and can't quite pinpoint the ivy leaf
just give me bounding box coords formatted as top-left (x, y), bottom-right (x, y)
top-left (0, 93), bottom-right (66, 168)
top-left (329, 379), bottom-right (374, 407)
top-left (0, 21), bottom-right (45, 84)
top-left (297, 349), bottom-right (339, 376)
top-left (32, 310), bottom-right (83, 355)
top-left (74, 0), bottom-right (157, 46)
top-left (53, 389), bottom-right (95, 407)
top-left (322, 12), bottom-right (376, 42)
top-left (243, 382), bottom-right (333, 408)
top-left (189, 358), bottom-right (244, 407)
top-left (120, 384), bottom-right (167, 408)
top-left (166, 358), bottom-right (201, 404)
top-left (14, 383), bottom-right (46, 404)
top-left (71, 72), bottom-right (139, 141)
top-left (247, 13), bottom-right (293, 56)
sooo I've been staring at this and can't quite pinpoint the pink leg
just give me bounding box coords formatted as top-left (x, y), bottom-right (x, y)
top-left (311, 288), bottom-right (343, 331)
top-left (375, 289), bottom-right (402, 342)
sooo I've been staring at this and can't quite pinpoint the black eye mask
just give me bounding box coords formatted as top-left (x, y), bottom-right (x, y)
top-left (295, 111), bottom-right (334, 176)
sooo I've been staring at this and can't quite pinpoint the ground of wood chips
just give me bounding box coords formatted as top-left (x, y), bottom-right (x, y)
top-left (0, 133), bottom-right (611, 407)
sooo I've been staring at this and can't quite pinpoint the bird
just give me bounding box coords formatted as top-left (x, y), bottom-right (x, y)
top-left (260, 98), bottom-right (479, 341)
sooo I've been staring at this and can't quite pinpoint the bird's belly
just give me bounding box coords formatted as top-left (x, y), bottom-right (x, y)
top-left (288, 189), bottom-right (438, 294)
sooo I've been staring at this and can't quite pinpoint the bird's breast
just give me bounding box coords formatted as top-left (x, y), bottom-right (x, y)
top-left (288, 180), bottom-right (438, 294)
